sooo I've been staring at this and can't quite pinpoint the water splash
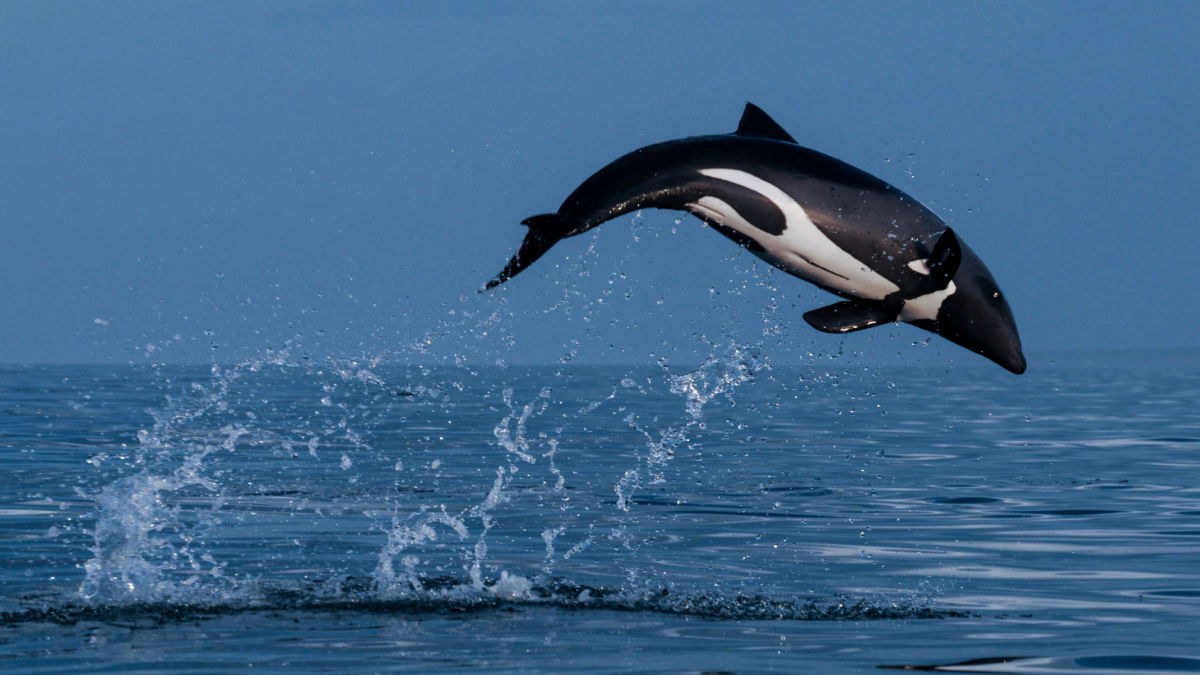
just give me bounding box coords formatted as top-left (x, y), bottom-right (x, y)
top-left (78, 365), bottom-right (252, 605)
top-left (492, 386), bottom-right (550, 464)
top-left (374, 384), bottom-right (555, 602)
top-left (77, 346), bottom-right (393, 606)
top-left (374, 505), bottom-right (469, 596)
top-left (669, 342), bottom-right (768, 424)
top-left (70, 213), bottom-right (823, 615)
top-left (616, 341), bottom-right (769, 510)
top-left (370, 339), bottom-right (775, 602)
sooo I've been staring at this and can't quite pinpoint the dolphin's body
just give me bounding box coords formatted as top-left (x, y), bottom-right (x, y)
top-left (485, 104), bottom-right (1026, 374)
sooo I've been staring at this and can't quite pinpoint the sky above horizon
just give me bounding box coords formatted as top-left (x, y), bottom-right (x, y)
top-left (2, 2), bottom-right (1197, 368)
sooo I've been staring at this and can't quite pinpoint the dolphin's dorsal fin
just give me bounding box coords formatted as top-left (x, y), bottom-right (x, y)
top-left (734, 103), bottom-right (797, 144)
top-left (803, 299), bottom-right (897, 333)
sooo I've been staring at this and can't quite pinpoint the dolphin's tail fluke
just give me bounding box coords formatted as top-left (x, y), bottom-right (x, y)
top-left (482, 213), bottom-right (575, 291)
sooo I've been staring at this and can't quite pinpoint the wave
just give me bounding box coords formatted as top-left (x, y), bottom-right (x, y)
top-left (2, 576), bottom-right (961, 627)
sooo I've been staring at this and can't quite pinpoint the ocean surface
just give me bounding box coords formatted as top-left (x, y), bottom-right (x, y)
top-left (3, 347), bottom-right (1200, 673)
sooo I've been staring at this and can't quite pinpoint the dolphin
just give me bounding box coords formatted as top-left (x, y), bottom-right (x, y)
top-left (484, 103), bottom-right (1026, 374)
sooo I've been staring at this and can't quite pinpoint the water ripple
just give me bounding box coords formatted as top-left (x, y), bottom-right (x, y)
top-left (0, 577), bottom-right (961, 627)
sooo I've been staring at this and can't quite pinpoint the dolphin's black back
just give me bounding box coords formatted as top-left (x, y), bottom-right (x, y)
top-left (485, 134), bottom-right (946, 291)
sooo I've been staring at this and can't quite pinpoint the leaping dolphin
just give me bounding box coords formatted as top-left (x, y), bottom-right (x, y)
top-left (484, 103), bottom-right (1026, 374)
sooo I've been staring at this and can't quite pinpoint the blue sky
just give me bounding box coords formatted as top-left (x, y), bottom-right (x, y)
top-left (2, 2), bottom-right (1197, 367)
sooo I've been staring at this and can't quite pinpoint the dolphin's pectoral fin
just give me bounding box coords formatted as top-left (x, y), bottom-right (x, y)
top-left (927, 227), bottom-right (962, 289)
top-left (803, 300), bottom-right (898, 334)
top-left (482, 213), bottom-right (574, 291)
top-left (734, 103), bottom-right (798, 144)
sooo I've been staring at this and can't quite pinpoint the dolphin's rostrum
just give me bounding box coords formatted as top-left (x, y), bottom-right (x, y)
top-left (484, 103), bottom-right (1026, 374)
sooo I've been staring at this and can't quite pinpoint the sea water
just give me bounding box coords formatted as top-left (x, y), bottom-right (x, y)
top-left (2, 346), bottom-right (1200, 672)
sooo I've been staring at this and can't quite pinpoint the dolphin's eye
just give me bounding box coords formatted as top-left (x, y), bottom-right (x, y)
top-left (992, 292), bottom-right (1001, 300)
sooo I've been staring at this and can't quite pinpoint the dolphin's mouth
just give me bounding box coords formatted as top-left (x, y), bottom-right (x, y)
top-left (1004, 350), bottom-right (1028, 375)
top-left (968, 331), bottom-right (1027, 374)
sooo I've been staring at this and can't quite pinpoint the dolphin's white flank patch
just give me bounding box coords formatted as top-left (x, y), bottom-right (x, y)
top-left (697, 168), bottom-right (900, 300)
top-left (692, 170), bottom-right (952, 325)
top-left (899, 281), bottom-right (956, 323)
top-left (907, 259), bottom-right (931, 275)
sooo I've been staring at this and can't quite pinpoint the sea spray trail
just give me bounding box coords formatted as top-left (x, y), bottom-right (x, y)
top-left (43, 343), bottom-right (953, 622)
top-left (56, 215), bottom-right (940, 629)
top-left (68, 232), bottom-right (816, 617)
top-left (68, 350), bottom-right (858, 619)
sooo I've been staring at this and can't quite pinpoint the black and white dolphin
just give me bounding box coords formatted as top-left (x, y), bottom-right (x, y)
top-left (484, 103), bottom-right (1026, 374)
